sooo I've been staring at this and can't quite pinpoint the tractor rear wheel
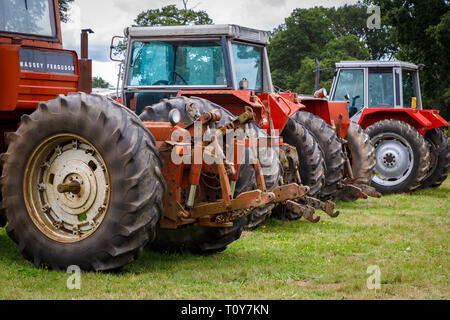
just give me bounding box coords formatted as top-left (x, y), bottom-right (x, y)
top-left (420, 128), bottom-right (450, 189)
top-left (280, 117), bottom-right (325, 197)
top-left (337, 122), bottom-right (376, 201)
top-left (0, 93), bottom-right (165, 271)
top-left (274, 116), bottom-right (325, 221)
top-left (365, 120), bottom-right (430, 194)
top-left (140, 96), bottom-right (253, 254)
top-left (289, 111), bottom-right (344, 199)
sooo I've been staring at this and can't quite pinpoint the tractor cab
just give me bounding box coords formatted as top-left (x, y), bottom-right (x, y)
top-left (330, 61), bottom-right (423, 121)
top-left (118, 24), bottom-right (273, 115)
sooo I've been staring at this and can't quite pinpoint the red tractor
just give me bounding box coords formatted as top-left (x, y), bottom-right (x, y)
top-left (0, 0), bottom-right (92, 226)
top-left (0, 4), bottom-right (341, 271)
top-left (329, 61), bottom-right (449, 194)
top-left (117, 24), bottom-right (379, 207)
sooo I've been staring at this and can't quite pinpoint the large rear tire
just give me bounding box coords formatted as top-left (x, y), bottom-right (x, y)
top-left (336, 122), bottom-right (376, 201)
top-left (281, 117), bottom-right (325, 197)
top-left (0, 93), bottom-right (165, 271)
top-left (290, 111), bottom-right (344, 199)
top-left (274, 116), bottom-right (325, 221)
top-left (365, 120), bottom-right (430, 194)
top-left (140, 96), bottom-right (251, 254)
top-left (420, 128), bottom-right (450, 189)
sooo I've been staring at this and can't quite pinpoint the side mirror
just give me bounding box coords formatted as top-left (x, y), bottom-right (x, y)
top-left (110, 36), bottom-right (126, 62)
top-left (314, 88), bottom-right (327, 99)
top-left (344, 93), bottom-right (350, 101)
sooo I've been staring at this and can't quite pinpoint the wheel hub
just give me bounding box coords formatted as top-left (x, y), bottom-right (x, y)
top-left (382, 152), bottom-right (396, 167)
top-left (24, 134), bottom-right (110, 242)
top-left (372, 132), bottom-right (414, 187)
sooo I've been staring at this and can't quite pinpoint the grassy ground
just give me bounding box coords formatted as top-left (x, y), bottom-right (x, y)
top-left (0, 179), bottom-right (448, 300)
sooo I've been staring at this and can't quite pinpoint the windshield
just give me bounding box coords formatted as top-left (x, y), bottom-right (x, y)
top-left (127, 40), bottom-right (227, 86)
top-left (231, 43), bottom-right (263, 91)
top-left (0, 0), bottom-right (56, 37)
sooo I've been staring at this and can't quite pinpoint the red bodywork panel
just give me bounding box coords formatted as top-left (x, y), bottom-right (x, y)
top-left (358, 108), bottom-right (449, 135)
top-left (0, 0), bottom-right (79, 112)
top-left (178, 90), bottom-right (303, 135)
top-left (277, 92), bottom-right (350, 138)
top-left (297, 97), bottom-right (350, 138)
top-left (0, 44), bottom-right (79, 111)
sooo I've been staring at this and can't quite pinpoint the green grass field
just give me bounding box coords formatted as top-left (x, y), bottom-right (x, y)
top-left (0, 179), bottom-right (448, 300)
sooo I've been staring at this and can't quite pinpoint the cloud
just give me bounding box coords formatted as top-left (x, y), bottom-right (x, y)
top-left (92, 60), bottom-right (121, 87)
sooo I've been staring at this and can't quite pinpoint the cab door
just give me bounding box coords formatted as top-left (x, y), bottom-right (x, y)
top-left (330, 68), bottom-right (365, 117)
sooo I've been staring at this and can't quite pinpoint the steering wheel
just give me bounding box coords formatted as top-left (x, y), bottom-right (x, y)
top-left (152, 80), bottom-right (169, 85)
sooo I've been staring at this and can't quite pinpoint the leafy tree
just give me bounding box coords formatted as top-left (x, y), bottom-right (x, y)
top-left (92, 77), bottom-right (110, 88)
top-left (58, 0), bottom-right (74, 23)
top-left (269, 7), bottom-right (335, 91)
top-left (327, 2), bottom-right (397, 59)
top-left (366, 0), bottom-right (450, 119)
top-left (114, 1), bottom-right (213, 59)
top-left (269, 6), bottom-right (370, 93)
top-left (134, 0), bottom-right (212, 27)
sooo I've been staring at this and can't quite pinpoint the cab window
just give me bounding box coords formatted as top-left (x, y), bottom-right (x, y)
top-left (127, 40), bottom-right (226, 87)
top-left (368, 68), bottom-right (394, 108)
top-left (231, 43), bottom-right (263, 91)
top-left (402, 70), bottom-right (418, 108)
top-left (332, 69), bottom-right (364, 117)
top-left (0, 0), bottom-right (55, 37)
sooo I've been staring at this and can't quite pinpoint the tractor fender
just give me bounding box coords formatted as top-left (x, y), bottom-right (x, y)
top-left (358, 108), bottom-right (448, 135)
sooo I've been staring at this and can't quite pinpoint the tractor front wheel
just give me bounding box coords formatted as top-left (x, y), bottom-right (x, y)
top-left (366, 120), bottom-right (429, 194)
top-left (0, 93), bottom-right (165, 271)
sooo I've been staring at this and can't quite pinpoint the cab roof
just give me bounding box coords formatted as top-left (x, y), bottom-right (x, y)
top-left (125, 24), bottom-right (270, 45)
top-left (336, 60), bottom-right (420, 70)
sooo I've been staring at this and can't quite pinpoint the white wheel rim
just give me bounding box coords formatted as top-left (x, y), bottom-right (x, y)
top-left (371, 132), bottom-right (414, 187)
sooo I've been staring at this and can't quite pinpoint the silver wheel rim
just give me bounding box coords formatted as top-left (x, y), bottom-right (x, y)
top-left (371, 132), bottom-right (414, 187)
top-left (24, 134), bottom-right (110, 243)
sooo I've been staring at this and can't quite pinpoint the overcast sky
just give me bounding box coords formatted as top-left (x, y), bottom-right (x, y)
top-left (61, 0), bottom-right (358, 86)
